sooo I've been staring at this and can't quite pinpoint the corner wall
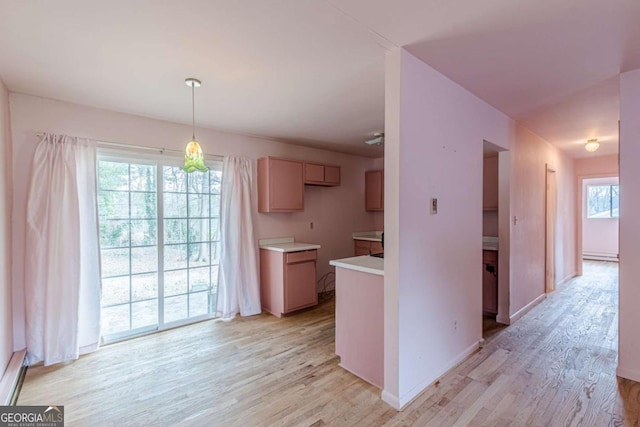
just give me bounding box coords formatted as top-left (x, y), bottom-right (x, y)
top-left (384, 48), bottom-right (576, 408)
top-left (9, 93), bottom-right (381, 350)
top-left (0, 78), bottom-right (13, 377)
top-left (618, 68), bottom-right (640, 382)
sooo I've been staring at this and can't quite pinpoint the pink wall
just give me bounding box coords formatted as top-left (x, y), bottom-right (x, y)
top-left (8, 93), bottom-right (380, 351)
top-left (574, 154), bottom-right (619, 273)
top-left (0, 79), bottom-right (13, 377)
top-left (384, 49), bottom-right (576, 408)
top-left (618, 69), bottom-right (640, 383)
top-left (582, 177), bottom-right (618, 258)
top-left (385, 49), bottom-right (513, 408)
top-left (508, 125), bottom-right (576, 318)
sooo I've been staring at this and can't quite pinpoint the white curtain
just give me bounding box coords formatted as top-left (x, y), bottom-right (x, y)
top-left (25, 133), bottom-right (101, 366)
top-left (216, 156), bottom-right (261, 319)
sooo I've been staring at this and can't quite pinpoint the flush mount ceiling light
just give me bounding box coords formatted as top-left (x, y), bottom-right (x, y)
top-left (183, 77), bottom-right (208, 173)
top-left (585, 138), bottom-right (600, 153)
top-left (365, 132), bottom-right (384, 145)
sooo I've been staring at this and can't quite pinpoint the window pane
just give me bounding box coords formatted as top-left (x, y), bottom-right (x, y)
top-left (99, 161), bottom-right (129, 191)
top-left (188, 193), bottom-right (209, 218)
top-left (130, 219), bottom-right (157, 246)
top-left (101, 248), bottom-right (130, 277)
top-left (587, 186), bottom-right (611, 218)
top-left (131, 273), bottom-right (157, 302)
top-left (164, 193), bottom-right (187, 218)
top-left (165, 244), bottom-right (187, 270)
top-left (210, 170), bottom-right (222, 194)
top-left (99, 191), bottom-right (129, 219)
top-left (189, 267), bottom-right (210, 292)
top-left (130, 164), bottom-right (156, 192)
top-left (164, 269), bottom-right (188, 297)
top-left (612, 185), bottom-right (619, 218)
top-left (131, 192), bottom-right (156, 219)
top-left (189, 291), bottom-right (209, 317)
top-left (188, 171), bottom-right (210, 194)
top-left (189, 243), bottom-right (210, 267)
top-left (131, 246), bottom-right (157, 274)
top-left (164, 219), bottom-right (187, 244)
top-left (101, 304), bottom-right (130, 335)
top-left (210, 218), bottom-right (220, 241)
top-left (101, 276), bottom-right (130, 306)
top-left (189, 219), bottom-right (210, 243)
top-left (132, 300), bottom-right (157, 329)
top-left (100, 220), bottom-right (130, 248)
top-left (165, 295), bottom-right (188, 323)
top-left (211, 195), bottom-right (221, 216)
top-left (163, 166), bottom-right (187, 193)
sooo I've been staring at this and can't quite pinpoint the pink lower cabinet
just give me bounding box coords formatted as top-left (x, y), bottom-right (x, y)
top-left (483, 250), bottom-right (498, 315)
top-left (260, 249), bottom-right (318, 317)
top-left (334, 266), bottom-right (384, 389)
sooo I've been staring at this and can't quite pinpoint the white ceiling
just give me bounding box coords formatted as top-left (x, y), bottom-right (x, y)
top-left (1, 0), bottom-right (639, 158)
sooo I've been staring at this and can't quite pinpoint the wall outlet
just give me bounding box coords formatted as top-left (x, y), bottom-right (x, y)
top-left (310, 221), bottom-right (314, 229)
top-left (453, 320), bottom-right (457, 332)
top-left (431, 198), bottom-right (438, 215)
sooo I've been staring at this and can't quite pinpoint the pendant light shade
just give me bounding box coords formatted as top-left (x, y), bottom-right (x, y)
top-left (183, 78), bottom-right (208, 173)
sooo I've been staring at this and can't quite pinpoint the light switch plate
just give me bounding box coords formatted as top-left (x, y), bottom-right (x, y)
top-left (431, 198), bottom-right (438, 214)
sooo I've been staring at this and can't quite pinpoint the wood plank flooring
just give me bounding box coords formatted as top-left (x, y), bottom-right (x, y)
top-left (18, 261), bottom-right (640, 426)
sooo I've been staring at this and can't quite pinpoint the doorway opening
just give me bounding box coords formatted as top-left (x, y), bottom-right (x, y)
top-left (581, 176), bottom-right (619, 262)
top-left (545, 165), bottom-right (557, 293)
top-left (482, 140), bottom-right (510, 338)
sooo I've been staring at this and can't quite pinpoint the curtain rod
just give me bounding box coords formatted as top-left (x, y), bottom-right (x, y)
top-left (35, 132), bottom-right (224, 160)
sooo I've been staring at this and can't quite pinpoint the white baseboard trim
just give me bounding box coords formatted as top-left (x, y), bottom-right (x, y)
top-left (617, 366), bottom-right (640, 383)
top-left (381, 389), bottom-right (400, 410)
top-left (510, 294), bottom-right (546, 324)
top-left (0, 349), bottom-right (27, 405)
top-left (557, 272), bottom-right (577, 287)
top-left (384, 340), bottom-right (481, 410)
top-left (496, 313), bottom-right (510, 325)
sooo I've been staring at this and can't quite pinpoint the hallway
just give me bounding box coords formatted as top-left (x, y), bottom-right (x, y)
top-left (17, 262), bottom-right (639, 425)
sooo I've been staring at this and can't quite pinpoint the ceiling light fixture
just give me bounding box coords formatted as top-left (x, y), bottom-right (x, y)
top-left (365, 132), bottom-right (384, 145)
top-left (183, 77), bottom-right (208, 173)
top-left (585, 138), bottom-right (600, 153)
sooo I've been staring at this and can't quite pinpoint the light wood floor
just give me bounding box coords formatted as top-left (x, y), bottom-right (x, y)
top-left (19, 261), bottom-right (640, 426)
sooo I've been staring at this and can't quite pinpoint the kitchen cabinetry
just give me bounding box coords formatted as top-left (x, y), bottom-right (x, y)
top-left (258, 157), bottom-right (304, 212)
top-left (260, 248), bottom-right (318, 317)
top-left (483, 250), bottom-right (498, 315)
top-left (304, 162), bottom-right (341, 186)
top-left (354, 240), bottom-right (383, 256)
top-left (365, 170), bottom-right (384, 211)
top-left (483, 156), bottom-right (499, 210)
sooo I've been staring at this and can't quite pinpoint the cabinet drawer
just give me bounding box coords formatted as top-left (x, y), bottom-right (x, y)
top-left (370, 242), bottom-right (383, 254)
top-left (285, 250), bottom-right (317, 264)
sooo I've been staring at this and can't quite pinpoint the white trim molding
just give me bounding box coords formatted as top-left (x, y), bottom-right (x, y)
top-left (0, 350), bottom-right (27, 405)
top-left (510, 294), bottom-right (546, 324)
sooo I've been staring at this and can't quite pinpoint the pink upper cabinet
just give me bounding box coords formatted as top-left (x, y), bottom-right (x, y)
top-left (258, 157), bottom-right (304, 212)
top-left (304, 162), bottom-right (341, 186)
top-left (365, 170), bottom-right (384, 211)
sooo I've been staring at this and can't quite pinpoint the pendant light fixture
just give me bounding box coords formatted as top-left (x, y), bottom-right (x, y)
top-left (183, 77), bottom-right (208, 173)
top-left (584, 138), bottom-right (600, 153)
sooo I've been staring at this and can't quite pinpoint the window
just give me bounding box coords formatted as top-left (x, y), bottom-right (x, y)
top-left (587, 184), bottom-right (619, 218)
top-left (97, 154), bottom-right (222, 342)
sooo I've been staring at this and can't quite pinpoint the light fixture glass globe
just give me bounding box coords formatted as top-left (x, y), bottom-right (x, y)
top-left (183, 139), bottom-right (208, 173)
top-left (584, 140), bottom-right (600, 153)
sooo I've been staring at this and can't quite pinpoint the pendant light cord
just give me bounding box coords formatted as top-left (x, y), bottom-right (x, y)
top-left (191, 82), bottom-right (196, 140)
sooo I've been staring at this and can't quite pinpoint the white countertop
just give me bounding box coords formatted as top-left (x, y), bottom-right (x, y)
top-left (259, 237), bottom-right (321, 253)
top-left (353, 231), bottom-right (383, 242)
top-left (330, 255), bottom-right (384, 276)
top-left (483, 236), bottom-right (498, 251)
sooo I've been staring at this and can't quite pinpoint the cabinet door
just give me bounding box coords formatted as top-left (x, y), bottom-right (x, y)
top-left (354, 240), bottom-right (371, 256)
top-left (285, 261), bottom-right (317, 312)
top-left (304, 163), bottom-right (325, 184)
top-left (365, 170), bottom-right (384, 211)
top-left (482, 251), bottom-right (498, 314)
top-left (324, 166), bottom-right (341, 185)
top-left (270, 158), bottom-right (304, 211)
top-left (370, 242), bottom-right (383, 254)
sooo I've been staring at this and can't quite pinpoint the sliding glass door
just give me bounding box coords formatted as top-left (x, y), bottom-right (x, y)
top-left (97, 154), bottom-right (221, 342)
